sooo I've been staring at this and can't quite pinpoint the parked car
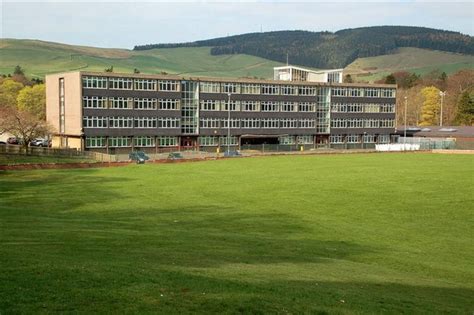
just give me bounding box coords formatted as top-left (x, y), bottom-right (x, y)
top-left (30, 138), bottom-right (50, 147)
top-left (7, 137), bottom-right (19, 145)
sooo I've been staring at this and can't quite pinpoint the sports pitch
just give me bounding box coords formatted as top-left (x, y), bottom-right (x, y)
top-left (1, 153), bottom-right (473, 313)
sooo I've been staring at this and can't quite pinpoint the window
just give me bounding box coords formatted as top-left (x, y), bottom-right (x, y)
top-left (242, 101), bottom-right (259, 112)
top-left (219, 136), bottom-right (238, 146)
top-left (221, 119), bottom-right (240, 129)
top-left (83, 76), bottom-right (107, 89)
top-left (279, 136), bottom-right (295, 145)
top-left (200, 100), bottom-right (219, 111)
top-left (158, 117), bottom-right (180, 128)
top-left (330, 135), bottom-right (344, 143)
top-left (281, 85), bottom-right (298, 95)
top-left (241, 84), bottom-right (260, 94)
top-left (134, 79), bottom-right (156, 91)
top-left (85, 137), bottom-right (106, 148)
top-left (380, 119), bottom-right (395, 128)
top-left (364, 103), bottom-right (380, 113)
top-left (299, 102), bottom-right (316, 112)
top-left (157, 136), bottom-right (178, 146)
top-left (199, 82), bottom-right (220, 93)
top-left (297, 135), bottom-right (313, 144)
top-left (200, 118), bottom-right (220, 129)
top-left (158, 80), bottom-right (179, 91)
top-left (363, 134), bottom-right (376, 143)
top-left (347, 103), bottom-right (363, 113)
top-left (134, 98), bottom-right (157, 110)
top-left (134, 136), bottom-right (155, 147)
top-left (346, 134), bottom-right (360, 143)
top-left (59, 78), bottom-right (65, 134)
top-left (261, 119), bottom-right (279, 129)
top-left (241, 118), bottom-right (260, 129)
top-left (261, 101), bottom-right (279, 112)
top-left (378, 134), bottom-right (390, 143)
top-left (331, 119), bottom-right (346, 128)
top-left (300, 119), bottom-right (316, 128)
top-left (222, 100), bottom-right (240, 111)
top-left (331, 87), bottom-right (345, 96)
top-left (380, 103), bottom-right (395, 113)
top-left (347, 119), bottom-right (364, 128)
top-left (261, 85), bottom-right (279, 95)
top-left (381, 88), bottom-right (396, 98)
top-left (348, 88), bottom-right (362, 97)
top-left (222, 83), bottom-right (240, 94)
top-left (83, 116), bottom-right (108, 128)
top-left (109, 78), bottom-right (133, 90)
top-left (83, 96), bottom-right (107, 109)
top-left (331, 103), bottom-right (346, 113)
top-left (108, 137), bottom-right (131, 147)
top-left (281, 102), bottom-right (297, 112)
top-left (110, 97), bottom-right (132, 109)
top-left (365, 119), bottom-right (379, 128)
top-left (109, 116), bottom-right (134, 128)
top-left (364, 88), bottom-right (380, 97)
top-left (280, 119), bottom-right (298, 128)
top-left (199, 136), bottom-right (219, 146)
top-left (134, 117), bottom-right (157, 128)
top-left (298, 86), bottom-right (317, 96)
top-left (158, 99), bottom-right (180, 110)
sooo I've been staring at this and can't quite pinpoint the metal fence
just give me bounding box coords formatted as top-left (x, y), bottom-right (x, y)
top-left (0, 145), bottom-right (117, 162)
top-left (397, 137), bottom-right (456, 150)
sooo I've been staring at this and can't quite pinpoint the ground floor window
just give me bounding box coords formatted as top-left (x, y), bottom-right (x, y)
top-left (157, 136), bottom-right (178, 147)
top-left (363, 134), bottom-right (376, 143)
top-left (378, 134), bottom-right (390, 143)
top-left (219, 136), bottom-right (238, 146)
top-left (134, 136), bottom-right (155, 147)
top-left (199, 136), bottom-right (219, 146)
top-left (85, 137), bottom-right (106, 148)
top-left (329, 135), bottom-right (344, 144)
top-left (297, 135), bottom-right (313, 144)
top-left (108, 137), bottom-right (131, 147)
top-left (279, 136), bottom-right (295, 145)
top-left (346, 134), bottom-right (360, 143)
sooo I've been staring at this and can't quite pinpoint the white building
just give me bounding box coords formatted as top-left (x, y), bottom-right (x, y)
top-left (274, 66), bottom-right (343, 83)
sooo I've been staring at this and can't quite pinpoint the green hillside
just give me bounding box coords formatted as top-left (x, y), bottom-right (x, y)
top-left (346, 47), bottom-right (474, 82)
top-left (1, 39), bottom-right (473, 82)
top-left (0, 39), bottom-right (283, 79)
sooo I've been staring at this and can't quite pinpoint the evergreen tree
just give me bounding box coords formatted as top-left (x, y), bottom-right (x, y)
top-left (13, 65), bottom-right (24, 76)
top-left (419, 86), bottom-right (441, 126)
top-left (343, 74), bottom-right (353, 83)
top-left (454, 91), bottom-right (474, 125)
top-left (385, 74), bottom-right (396, 84)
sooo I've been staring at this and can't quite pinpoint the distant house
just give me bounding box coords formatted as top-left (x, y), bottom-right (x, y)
top-left (395, 126), bottom-right (474, 149)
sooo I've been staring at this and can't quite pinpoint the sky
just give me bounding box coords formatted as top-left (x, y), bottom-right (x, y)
top-left (1, 0), bottom-right (473, 49)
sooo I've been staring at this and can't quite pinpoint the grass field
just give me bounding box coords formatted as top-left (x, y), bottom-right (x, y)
top-left (345, 47), bottom-right (474, 82)
top-left (0, 154), bottom-right (95, 165)
top-left (1, 153), bottom-right (473, 314)
top-left (0, 39), bottom-right (283, 79)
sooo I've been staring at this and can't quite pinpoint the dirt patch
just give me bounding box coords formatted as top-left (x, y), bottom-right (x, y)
top-left (0, 162), bottom-right (131, 171)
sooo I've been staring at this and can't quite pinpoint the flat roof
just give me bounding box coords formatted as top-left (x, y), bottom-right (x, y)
top-left (396, 126), bottom-right (474, 138)
top-left (46, 70), bottom-right (396, 88)
top-left (273, 65), bottom-right (344, 73)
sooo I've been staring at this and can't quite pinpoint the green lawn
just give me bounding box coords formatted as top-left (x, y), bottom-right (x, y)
top-left (0, 153), bottom-right (473, 314)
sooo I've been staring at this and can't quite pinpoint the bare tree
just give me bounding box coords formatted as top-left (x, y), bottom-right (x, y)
top-left (2, 108), bottom-right (53, 148)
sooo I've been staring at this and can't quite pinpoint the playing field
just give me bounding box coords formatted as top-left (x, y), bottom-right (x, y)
top-left (1, 153), bottom-right (473, 314)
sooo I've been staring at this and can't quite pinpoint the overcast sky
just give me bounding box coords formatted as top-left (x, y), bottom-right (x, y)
top-left (1, 1), bottom-right (473, 49)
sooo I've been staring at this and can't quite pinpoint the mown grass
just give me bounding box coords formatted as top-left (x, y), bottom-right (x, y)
top-left (0, 153), bottom-right (473, 314)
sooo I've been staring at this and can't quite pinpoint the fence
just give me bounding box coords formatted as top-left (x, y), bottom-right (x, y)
top-left (0, 145), bottom-right (117, 162)
top-left (396, 137), bottom-right (456, 150)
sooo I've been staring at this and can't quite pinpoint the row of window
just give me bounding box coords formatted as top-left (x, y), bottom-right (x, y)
top-left (200, 118), bottom-right (318, 129)
top-left (82, 76), bottom-right (394, 98)
top-left (86, 136), bottom-right (180, 148)
top-left (83, 116), bottom-right (180, 128)
top-left (83, 96), bottom-right (180, 110)
top-left (331, 103), bottom-right (395, 113)
top-left (332, 87), bottom-right (396, 98)
top-left (331, 119), bottom-right (395, 129)
top-left (83, 76), bottom-right (180, 91)
top-left (330, 134), bottom-right (391, 144)
top-left (199, 100), bottom-right (321, 112)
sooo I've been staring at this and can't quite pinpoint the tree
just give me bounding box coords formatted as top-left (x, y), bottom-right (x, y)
top-left (419, 86), bottom-right (441, 126)
top-left (384, 74), bottom-right (396, 84)
top-left (133, 68), bottom-right (140, 74)
top-left (0, 79), bottom-right (24, 108)
top-left (17, 84), bottom-right (46, 120)
top-left (1, 108), bottom-right (53, 148)
top-left (104, 66), bottom-right (114, 73)
top-left (454, 91), bottom-right (474, 125)
top-left (13, 65), bottom-right (25, 76)
top-left (343, 74), bottom-right (353, 83)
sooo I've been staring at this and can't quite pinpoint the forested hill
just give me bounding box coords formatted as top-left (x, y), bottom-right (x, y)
top-left (134, 26), bottom-right (474, 69)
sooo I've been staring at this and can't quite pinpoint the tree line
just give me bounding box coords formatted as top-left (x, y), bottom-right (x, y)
top-left (133, 26), bottom-right (474, 69)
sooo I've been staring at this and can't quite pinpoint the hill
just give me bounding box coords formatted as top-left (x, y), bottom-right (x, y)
top-left (0, 39), bottom-right (283, 79)
top-left (134, 26), bottom-right (474, 69)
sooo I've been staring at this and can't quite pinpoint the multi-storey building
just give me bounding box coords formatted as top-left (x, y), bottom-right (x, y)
top-left (45, 70), bottom-right (396, 153)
